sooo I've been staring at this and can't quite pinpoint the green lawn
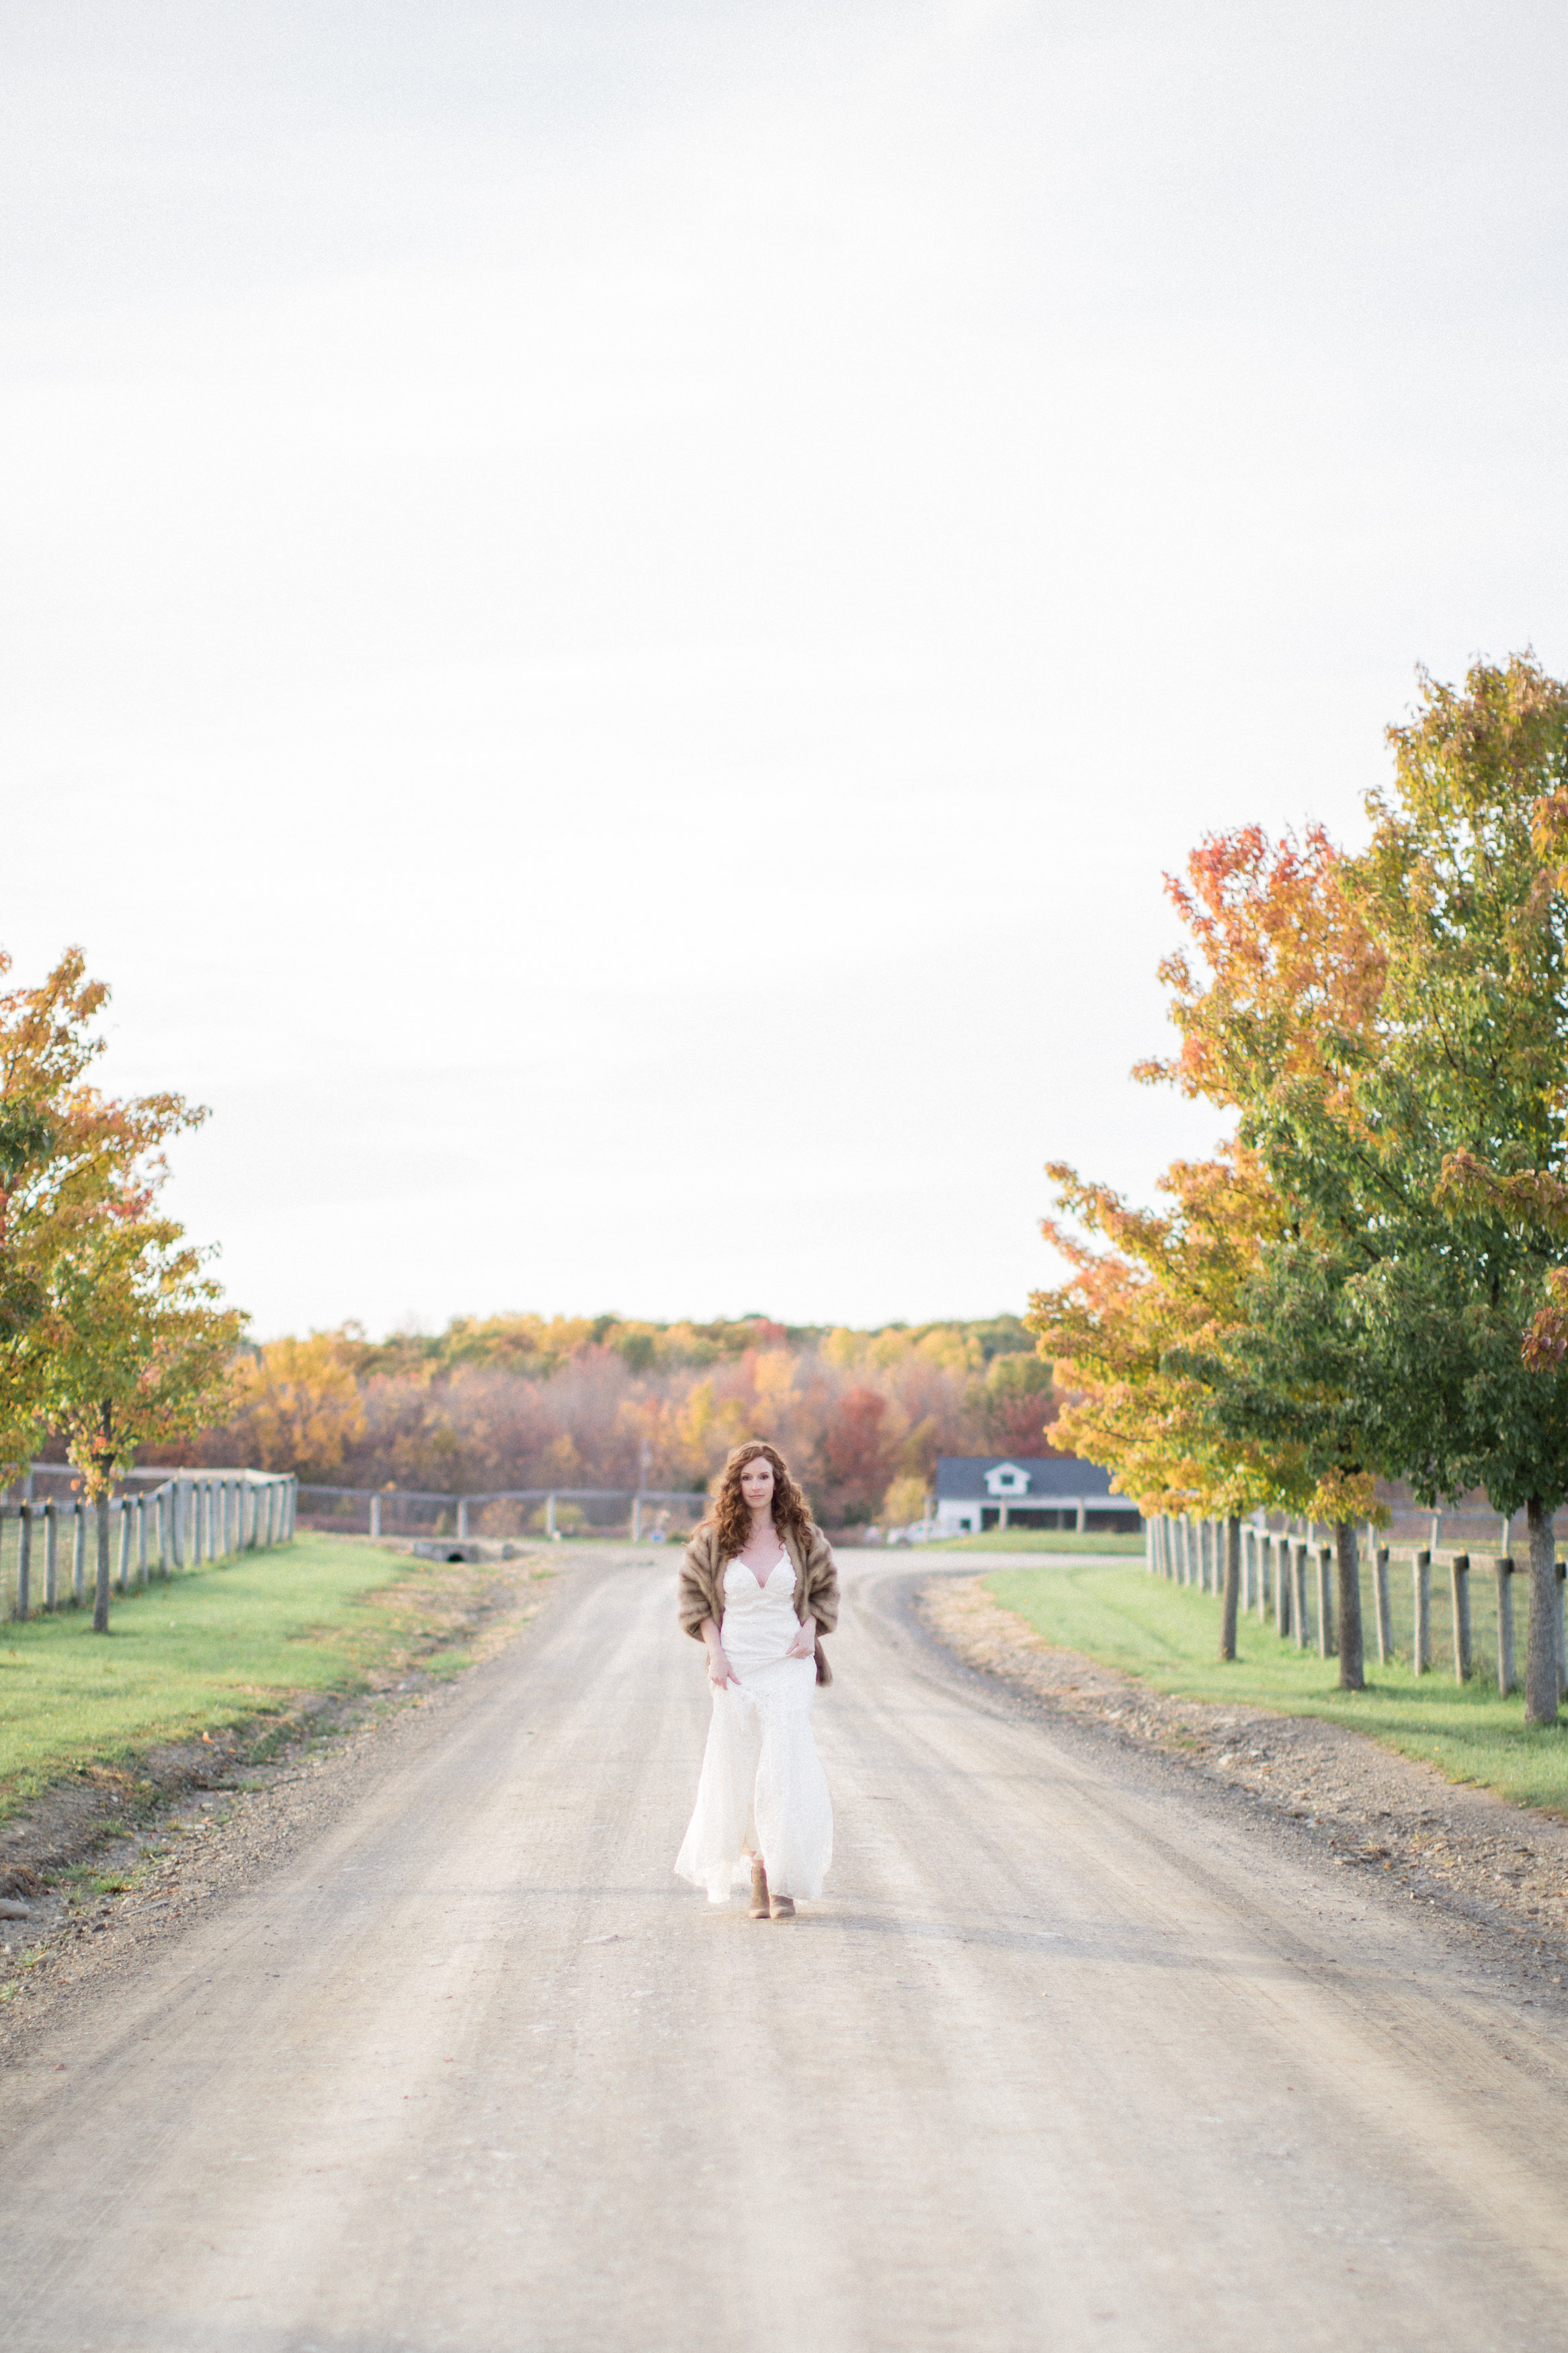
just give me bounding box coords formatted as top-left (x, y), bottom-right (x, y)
top-left (928, 1529), bottom-right (1147, 1556)
top-left (0, 1536), bottom-right (493, 1813)
top-left (984, 1558), bottom-right (1568, 1814)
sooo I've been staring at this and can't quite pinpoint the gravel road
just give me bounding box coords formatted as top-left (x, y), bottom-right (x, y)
top-left (8, 1548), bottom-right (1568, 2353)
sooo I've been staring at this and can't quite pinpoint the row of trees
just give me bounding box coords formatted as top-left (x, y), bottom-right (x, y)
top-left (0, 951), bottom-right (243, 1626)
top-left (186, 1314), bottom-right (1061, 1529)
top-left (1028, 656), bottom-right (1568, 1720)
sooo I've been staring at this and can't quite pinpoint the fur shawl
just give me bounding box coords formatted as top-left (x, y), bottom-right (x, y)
top-left (677, 1521), bottom-right (840, 1685)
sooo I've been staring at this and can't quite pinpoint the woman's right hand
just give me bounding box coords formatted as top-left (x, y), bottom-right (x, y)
top-left (706, 1646), bottom-right (739, 1688)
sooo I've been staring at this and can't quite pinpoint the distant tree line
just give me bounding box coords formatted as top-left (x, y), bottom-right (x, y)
top-left (183, 1312), bottom-right (1061, 1529)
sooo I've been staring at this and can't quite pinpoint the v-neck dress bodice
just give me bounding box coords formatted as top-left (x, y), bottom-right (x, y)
top-left (674, 1553), bottom-right (833, 1905)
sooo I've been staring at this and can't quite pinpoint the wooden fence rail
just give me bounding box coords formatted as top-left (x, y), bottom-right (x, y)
top-left (1143, 1512), bottom-right (1568, 1697)
top-left (4, 1471), bottom-right (296, 1621)
top-left (296, 1483), bottom-right (708, 1542)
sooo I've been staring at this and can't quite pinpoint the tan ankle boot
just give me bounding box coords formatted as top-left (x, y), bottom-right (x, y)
top-left (768, 1890), bottom-right (796, 1919)
top-left (749, 1860), bottom-right (770, 1918)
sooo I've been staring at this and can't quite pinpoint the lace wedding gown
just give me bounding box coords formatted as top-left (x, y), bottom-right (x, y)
top-left (675, 1554), bottom-right (833, 1903)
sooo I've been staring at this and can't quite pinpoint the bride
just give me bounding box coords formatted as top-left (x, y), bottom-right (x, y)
top-left (675, 1441), bottom-right (839, 1919)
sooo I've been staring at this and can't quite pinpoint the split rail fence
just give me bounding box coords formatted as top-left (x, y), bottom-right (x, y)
top-left (1145, 1513), bottom-right (1568, 1697)
top-left (3, 1468), bottom-right (297, 1622)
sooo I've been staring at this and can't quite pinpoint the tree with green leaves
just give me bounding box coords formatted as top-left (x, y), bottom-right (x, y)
top-left (47, 1203), bottom-right (245, 1629)
top-left (1175, 658), bottom-right (1568, 1719)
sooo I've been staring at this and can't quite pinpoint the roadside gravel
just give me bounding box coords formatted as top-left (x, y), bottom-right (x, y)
top-left (921, 1570), bottom-right (1568, 1990)
top-left (0, 1553), bottom-right (564, 2053)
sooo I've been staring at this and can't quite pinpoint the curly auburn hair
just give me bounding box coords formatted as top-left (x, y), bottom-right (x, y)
top-left (706, 1441), bottom-right (815, 1559)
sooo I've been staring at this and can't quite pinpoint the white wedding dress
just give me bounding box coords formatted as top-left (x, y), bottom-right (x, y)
top-left (675, 1554), bottom-right (833, 1904)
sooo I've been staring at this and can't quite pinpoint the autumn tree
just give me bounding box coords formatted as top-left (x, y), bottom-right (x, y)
top-left (0, 951), bottom-right (215, 1473)
top-left (1029, 1146), bottom-right (1309, 1660)
top-left (1134, 816), bottom-right (1404, 1688)
top-left (46, 1203), bottom-right (245, 1628)
top-left (822, 1387), bottom-right (896, 1524)
top-left (220, 1331), bottom-right (368, 1480)
top-left (0, 946), bottom-right (246, 1628)
top-left (968, 1351), bottom-right (1060, 1457)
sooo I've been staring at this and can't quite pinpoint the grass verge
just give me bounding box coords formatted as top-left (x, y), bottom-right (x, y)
top-left (0, 1536), bottom-right (529, 1817)
top-left (929, 1530), bottom-right (1147, 1556)
top-left (984, 1559), bottom-right (1568, 1814)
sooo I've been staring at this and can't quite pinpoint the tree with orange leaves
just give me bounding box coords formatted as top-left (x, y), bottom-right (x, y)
top-left (0, 947), bottom-right (245, 1628)
top-left (1028, 1143), bottom-right (1312, 1661)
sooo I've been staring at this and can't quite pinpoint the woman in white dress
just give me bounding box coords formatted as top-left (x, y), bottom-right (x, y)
top-left (675, 1441), bottom-right (839, 1920)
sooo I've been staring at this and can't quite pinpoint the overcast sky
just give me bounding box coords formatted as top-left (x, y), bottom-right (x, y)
top-left (3, 1), bottom-right (1565, 1337)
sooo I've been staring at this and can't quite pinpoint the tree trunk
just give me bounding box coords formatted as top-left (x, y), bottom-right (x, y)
top-left (91, 1488), bottom-right (112, 1633)
top-left (1335, 1520), bottom-right (1364, 1690)
top-left (1219, 1515), bottom-right (1241, 1661)
top-left (91, 1415), bottom-right (115, 1634)
top-left (1526, 1497), bottom-right (1558, 1726)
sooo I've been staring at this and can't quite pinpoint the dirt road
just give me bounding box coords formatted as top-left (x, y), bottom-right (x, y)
top-left (8, 1550), bottom-right (1568, 2353)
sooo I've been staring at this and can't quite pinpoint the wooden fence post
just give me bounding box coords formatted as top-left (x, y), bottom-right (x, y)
top-left (1372, 1546), bottom-right (1392, 1666)
top-left (1557, 1559), bottom-right (1567, 1700)
top-left (1316, 1544), bottom-right (1335, 1659)
top-left (1257, 1531), bottom-right (1272, 1621)
top-left (43, 1500), bottom-right (58, 1611)
top-left (116, 1499), bottom-right (132, 1595)
top-left (1450, 1554), bottom-right (1473, 1683)
top-left (16, 1503), bottom-right (30, 1620)
top-left (1219, 1516), bottom-right (1242, 1661)
top-left (456, 1498), bottom-right (469, 1541)
top-left (288, 1476), bottom-right (297, 1540)
top-left (1292, 1541), bottom-right (1311, 1650)
top-left (73, 1505), bottom-right (87, 1606)
top-left (1412, 1550), bottom-right (1432, 1673)
top-left (1493, 1556), bottom-right (1516, 1696)
top-left (370, 1494), bottom-right (381, 1540)
top-left (546, 1492), bottom-right (558, 1541)
top-left (137, 1496), bottom-right (149, 1586)
top-left (1275, 1536), bottom-right (1292, 1636)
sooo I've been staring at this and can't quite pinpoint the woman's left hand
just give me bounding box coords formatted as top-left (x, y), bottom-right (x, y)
top-left (784, 1616), bottom-right (815, 1661)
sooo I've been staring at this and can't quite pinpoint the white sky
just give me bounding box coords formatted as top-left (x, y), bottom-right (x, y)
top-left (3, 1), bottom-right (1566, 1337)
